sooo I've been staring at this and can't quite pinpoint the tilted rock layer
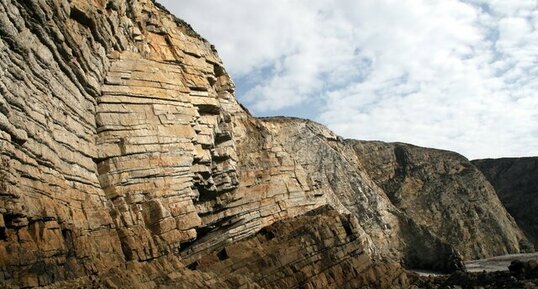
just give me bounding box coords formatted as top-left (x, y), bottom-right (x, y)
top-left (351, 141), bottom-right (529, 258)
top-left (0, 0), bottom-right (531, 288)
top-left (473, 157), bottom-right (538, 248)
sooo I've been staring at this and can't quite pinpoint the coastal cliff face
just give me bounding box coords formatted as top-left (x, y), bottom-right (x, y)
top-left (473, 158), bottom-right (538, 247)
top-left (0, 0), bottom-right (531, 288)
top-left (351, 141), bottom-right (530, 258)
top-left (258, 119), bottom-right (529, 265)
top-left (0, 0), bottom-right (241, 284)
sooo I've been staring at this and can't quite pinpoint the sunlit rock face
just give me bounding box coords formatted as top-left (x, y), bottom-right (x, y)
top-left (0, 0), bottom-right (242, 285)
top-left (473, 157), bottom-right (538, 249)
top-left (255, 118), bottom-right (529, 267)
top-left (0, 0), bottom-right (530, 288)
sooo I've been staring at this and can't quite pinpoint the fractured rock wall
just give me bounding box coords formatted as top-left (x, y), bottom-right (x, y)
top-left (192, 207), bottom-right (411, 289)
top-left (0, 0), bottom-right (126, 285)
top-left (35, 207), bottom-right (412, 289)
top-left (255, 118), bottom-right (464, 272)
top-left (0, 0), bottom-right (394, 286)
top-left (0, 0), bottom-right (532, 287)
top-left (351, 141), bottom-right (528, 259)
top-left (0, 0), bottom-right (242, 285)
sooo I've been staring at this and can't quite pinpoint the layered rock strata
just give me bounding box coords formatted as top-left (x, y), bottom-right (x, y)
top-left (190, 206), bottom-right (411, 289)
top-left (473, 157), bottom-right (538, 247)
top-left (34, 207), bottom-right (411, 289)
top-left (257, 118), bottom-right (529, 264)
top-left (0, 0), bottom-right (241, 285)
top-left (0, 0), bottom-right (531, 288)
top-left (255, 118), bottom-right (465, 272)
top-left (351, 141), bottom-right (529, 258)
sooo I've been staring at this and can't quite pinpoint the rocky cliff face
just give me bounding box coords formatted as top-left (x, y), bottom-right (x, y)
top-left (473, 157), bottom-right (538, 247)
top-left (0, 0), bottom-right (531, 288)
top-left (0, 0), bottom-right (243, 285)
top-left (257, 119), bottom-right (529, 262)
top-left (351, 141), bottom-right (530, 259)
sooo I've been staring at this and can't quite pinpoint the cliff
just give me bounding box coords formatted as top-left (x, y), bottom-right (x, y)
top-left (351, 141), bottom-right (531, 258)
top-left (473, 157), bottom-right (538, 247)
top-left (0, 0), bottom-right (531, 288)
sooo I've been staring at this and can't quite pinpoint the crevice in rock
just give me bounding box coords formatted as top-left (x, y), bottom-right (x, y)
top-left (259, 228), bottom-right (275, 241)
top-left (216, 248), bottom-right (229, 261)
top-left (186, 261), bottom-right (198, 270)
top-left (340, 217), bottom-right (354, 237)
top-left (0, 227), bottom-right (6, 241)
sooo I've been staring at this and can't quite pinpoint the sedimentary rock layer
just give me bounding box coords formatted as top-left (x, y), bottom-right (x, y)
top-left (191, 207), bottom-right (412, 289)
top-left (34, 207), bottom-right (411, 289)
top-left (0, 0), bottom-right (531, 288)
top-left (259, 118), bottom-right (529, 263)
top-left (473, 157), bottom-right (538, 247)
top-left (0, 0), bottom-right (241, 285)
top-left (351, 141), bottom-right (529, 258)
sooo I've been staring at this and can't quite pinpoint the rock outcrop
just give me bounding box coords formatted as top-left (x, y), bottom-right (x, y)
top-left (350, 141), bottom-right (529, 259)
top-left (33, 207), bottom-right (411, 289)
top-left (0, 0), bottom-right (242, 285)
top-left (0, 0), bottom-right (531, 288)
top-left (255, 118), bottom-right (466, 273)
top-left (189, 206), bottom-right (411, 289)
top-left (473, 157), bottom-right (538, 248)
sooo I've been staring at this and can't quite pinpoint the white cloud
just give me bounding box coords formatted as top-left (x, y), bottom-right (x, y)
top-left (159, 0), bottom-right (538, 159)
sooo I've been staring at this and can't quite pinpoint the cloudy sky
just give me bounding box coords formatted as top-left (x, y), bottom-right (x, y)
top-left (160, 0), bottom-right (538, 159)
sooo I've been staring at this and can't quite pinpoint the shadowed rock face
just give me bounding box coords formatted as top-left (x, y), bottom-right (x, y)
top-left (26, 207), bottom-right (411, 289)
top-left (473, 157), bottom-right (538, 248)
top-left (259, 119), bottom-right (529, 263)
top-left (0, 0), bottom-right (531, 288)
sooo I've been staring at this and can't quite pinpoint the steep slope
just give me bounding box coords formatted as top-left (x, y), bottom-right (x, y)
top-left (186, 206), bottom-right (411, 289)
top-left (0, 0), bottom-right (244, 286)
top-left (0, 0), bottom-right (408, 287)
top-left (257, 117), bottom-right (464, 272)
top-left (473, 157), bottom-right (538, 247)
top-left (350, 141), bottom-right (530, 258)
top-left (0, 0), bottom-right (531, 288)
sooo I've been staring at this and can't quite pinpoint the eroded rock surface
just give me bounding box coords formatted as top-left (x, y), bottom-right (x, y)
top-left (0, 0), bottom-right (242, 285)
top-left (0, 0), bottom-right (532, 288)
top-left (473, 157), bottom-right (538, 248)
top-left (35, 207), bottom-right (412, 289)
top-left (257, 118), bottom-right (465, 273)
top-left (190, 207), bottom-right (411, 289)
top-left (351, 141), bottom-right (529, 259)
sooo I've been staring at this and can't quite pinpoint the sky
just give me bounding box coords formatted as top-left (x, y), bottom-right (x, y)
top-left (159, 0), bottom-right (538, 160)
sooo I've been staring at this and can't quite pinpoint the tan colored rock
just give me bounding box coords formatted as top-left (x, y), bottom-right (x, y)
top-left (192, 207), bottom-right (411, 289)
top-left (0, 0), bottom-right (531, 288)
